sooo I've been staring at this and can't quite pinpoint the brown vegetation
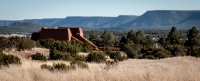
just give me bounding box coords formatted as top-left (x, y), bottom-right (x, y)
top-left (0, 48), bottom-right (200, 81)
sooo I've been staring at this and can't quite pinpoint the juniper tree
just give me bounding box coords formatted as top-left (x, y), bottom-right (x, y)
top-left (185, 27), bottom-right (200, 46)
top-left (101, 30), bottom-right (115, 47)
top-left (166, 27), bottom-right (180, 45)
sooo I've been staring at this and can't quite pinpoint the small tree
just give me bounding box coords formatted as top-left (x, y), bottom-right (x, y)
top-left (185, 27), bottom-right (200, 46)
top-left (89, 30), bottom-right (99, 45)
top-left (166, 27), bottom-right (180, 45)
top-left (135, 30), bottom-right (145, 44)
top-left (119, 36), bottom-right (127, 49)
top-left (165, 44), bottom-right (186, 56)
top-left (187, 46), bottom-right (200, 57)
top-left (123, 40), bottom-right (139, 58)
top-left (127, 30), bottom-right (136, 41)
top-left (158, 38), bottom-right (166, 47)
top-left (101, 30), bottom-right (115, 47)
top-left (142, 35), bottom-right (154, 46)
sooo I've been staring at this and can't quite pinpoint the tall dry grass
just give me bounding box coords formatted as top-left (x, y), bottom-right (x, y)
top-left (1, 48), bottom-right (200, 81)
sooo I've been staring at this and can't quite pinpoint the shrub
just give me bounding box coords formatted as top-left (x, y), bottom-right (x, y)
top-left (70, 60), bottom-right (89, 69)
top-left (141, 46), bottom-right (171, 59)
top-left (62, 54), bottom-right (75, 61)
top-left (41, 61), bottom-right (88, 72)
top-left (74, 55), bottom-right (86, 61)
top-left (126, 47), bottom-right (138, 59)
top-left (156, 48), bottom-right (171, 59)
top-left (146, 55), bottom-right (155, 59)
top-left (41, 63), bottom-right (70, 71)
top-left (86, 52), bottom-right (106, 63)
top-left (16, 38), bottom-right (35, 51)
top-left (49, 49), bottom-right (75, 61)
top-left (41, 64), bottom-right (54, 71)
top-left (165, 45), bottom-right (186, 56)
top-left (0, 50), bottom-right (21, 67)
top-left (105, 60), bottom-right (118, 66)
top-left (39, 39), bottom-right (55, 49)
top-left (31, 53), bottom-right (47, 61)
top-left (109, 51), bottom-right (127, 61)
top-left (53, 63), bottom-right (70, 71)
top-left (81, 42), bottom-right (93, 52)
top-left (187, 45), bottom-right (200, 57)
top-left (0, 37), bottom-right (10, 50)
top-left (104, 60), bottom-right (118, 70)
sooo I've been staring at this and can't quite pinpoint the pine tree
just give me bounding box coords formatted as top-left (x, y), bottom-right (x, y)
top-left (127, 30), bottom-right (136, 41)
top-left (142, 35), bottom-right (154, 46)
top-left (166, 27), bottom-right (180, 45)
top-left (185, 27), bottom-right (200, 46)
top-left (89, 30), bottom-right (99, 45)
top-left (101, 30), bottom-right (115, 47)
top-left (135, 30), bottom-right (145, 44)
top-left (119, 36), bottom-right (127, 49)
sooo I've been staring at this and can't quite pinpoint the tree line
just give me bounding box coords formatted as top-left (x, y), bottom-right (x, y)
top-left (0, 26), bottom-right (199, 61)
top-left (88, 27), bottom-right (200, 59)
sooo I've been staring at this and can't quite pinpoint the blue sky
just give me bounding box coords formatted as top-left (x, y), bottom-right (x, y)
top-left (0, 0), bottom-right (199, 20)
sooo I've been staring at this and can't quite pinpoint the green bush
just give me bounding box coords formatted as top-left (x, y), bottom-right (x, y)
top-left (41, 61), bottom-right (88, 71)
top-left (104, 60), bottom-right (118, 70)
top-left (31, 53), bottom-right (47, 61)
top-left (0, 37), bottom-right (10, 50)
top-left (40, 39), bottom-right (93, 56)
top-left (109, 51), bottom-right (127, 61)
top-left (141, 46), bottom-right (171, 59)
top-left (74, 55), bottom-right (86, 61)
top-left (125, 47), bottom-right (138, 59)
top-left (81, 42), bottom-right (93, 52)
top-left (53, 63), bottom-right (70, 71)
top-left (146, 55), bottom-right (155, 59)
top-left (39, 39), bottom-right (55, 49)
top-left (105, 60), bottom-right (118, 66)
top-left (49, 49), bottom-right (75, 61)
top-left (41, 64), bottom-right (54, 71)
top-left (0, 50), bottom-right (21, 67)
top-left (41, 63), bottom-right (70, 71)
top-left (165, 45), bottom-right (186, 56)
top-left (187, 45), bottom-right (200, 57)
top-left (86, 52), bottom-right (106, 63)
top-left (70, 60), bottom-right (89, 69)
top-left (0, 37), bottom-right (35, 51)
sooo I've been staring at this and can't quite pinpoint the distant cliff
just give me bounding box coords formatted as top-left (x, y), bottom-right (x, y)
top-left (120, 10), bottom-right (200, 29)
top-left (0, 10), bottom-right (200, 30)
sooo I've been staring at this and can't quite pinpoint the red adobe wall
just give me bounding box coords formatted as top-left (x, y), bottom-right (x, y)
top-left (38, 27), bottom-right (71, 41)
top-left (31, 27), bottom-right (99, 50)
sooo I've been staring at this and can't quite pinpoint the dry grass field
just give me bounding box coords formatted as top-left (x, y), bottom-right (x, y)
top-left (1, 48), bottom-right (200, 81)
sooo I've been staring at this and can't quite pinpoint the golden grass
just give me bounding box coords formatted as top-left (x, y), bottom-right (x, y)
top-left (1, 48), bottom-right (200, 81)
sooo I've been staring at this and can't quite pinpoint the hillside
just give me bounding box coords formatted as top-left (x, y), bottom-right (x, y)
top-left (0, 15), bottom-right (138, 28)
top-left (0, 20), bottom-right (16, 26)
top-left (120, 10), bottom-right (200, 29)
top-left (1, 48), bottom-right (200, 81)
top-left (51, 15), bottom-right (138, 27)
top-left (0, 10), bottom-right (200, 30)
top-left (23, 18), bottom-right (64, 26)
top-left (0, 22), bottom-right (43, 33)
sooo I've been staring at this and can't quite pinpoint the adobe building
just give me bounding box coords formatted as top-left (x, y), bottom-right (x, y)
top-left (31, 27), bottom-right (98, 50)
